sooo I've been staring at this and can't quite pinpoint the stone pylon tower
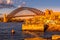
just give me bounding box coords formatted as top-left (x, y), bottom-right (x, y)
top-left (3, 13), bottom-right (8, 22)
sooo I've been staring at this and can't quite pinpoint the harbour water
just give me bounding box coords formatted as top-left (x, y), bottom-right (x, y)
top-left (0, 22), bottom-right (60, 40)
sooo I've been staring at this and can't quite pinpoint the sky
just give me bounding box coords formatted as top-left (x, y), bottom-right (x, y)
top-left (0, 0), bottom-right (60, 9)
top-left (13, 0), bottom-right (60, 9)
top-left (0, 0), bottom-right (60, 14)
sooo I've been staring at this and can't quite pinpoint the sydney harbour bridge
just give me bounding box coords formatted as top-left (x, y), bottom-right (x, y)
top-left (3, 7), bottom-right (45, 22)
top-left (7, 7), bottom-right (44, 17)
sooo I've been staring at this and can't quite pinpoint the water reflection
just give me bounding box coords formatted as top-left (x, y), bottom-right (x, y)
top-left (0, 22), bottom-right (60, 40)
top-left (22, 31), bottom-right (45, 40)
top-left (0, 22), bottom-right (23, 40)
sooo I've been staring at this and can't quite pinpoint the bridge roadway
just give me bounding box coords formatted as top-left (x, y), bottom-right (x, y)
top-left (7, 15), bottom-right (36, 18)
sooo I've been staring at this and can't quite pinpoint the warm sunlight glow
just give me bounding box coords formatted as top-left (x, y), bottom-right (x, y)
top-left (6, 0), bottom-right (11, 4)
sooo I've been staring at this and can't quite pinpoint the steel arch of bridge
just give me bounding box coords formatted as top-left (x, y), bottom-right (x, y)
top-left (7, 7), bottom-right (44, 17)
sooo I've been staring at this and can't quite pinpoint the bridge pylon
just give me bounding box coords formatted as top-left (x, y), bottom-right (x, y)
top-left (3, 13), bottom-right (8, 22)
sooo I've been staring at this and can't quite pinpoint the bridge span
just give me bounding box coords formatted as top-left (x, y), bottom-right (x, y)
top-left (3, 7), bottom-right (45, 22)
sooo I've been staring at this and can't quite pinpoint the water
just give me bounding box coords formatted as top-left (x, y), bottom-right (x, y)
top-left (0, 22), bottom-right (23, 40)
top-left (0, 22), bottom-right (60, 40)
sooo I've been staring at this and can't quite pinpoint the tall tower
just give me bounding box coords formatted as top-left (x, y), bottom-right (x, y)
top-left (3, 13), bottom-right (8, 22)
